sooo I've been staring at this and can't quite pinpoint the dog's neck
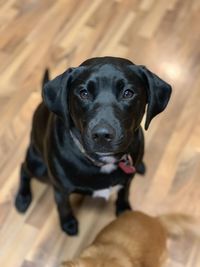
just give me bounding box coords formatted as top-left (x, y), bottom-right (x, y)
top-left (69, 130), bottom-right (136, 175)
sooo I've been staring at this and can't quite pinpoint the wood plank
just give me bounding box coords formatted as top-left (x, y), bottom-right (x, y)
top-left (0, 0), bottom-right (200, 266)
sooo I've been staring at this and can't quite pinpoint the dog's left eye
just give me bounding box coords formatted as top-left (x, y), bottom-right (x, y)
top-left (79, 89), bottom-right (89, 99)
top-left (123, 89), bottom-right (134, 99)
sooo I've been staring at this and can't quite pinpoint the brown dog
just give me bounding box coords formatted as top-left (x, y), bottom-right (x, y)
top-left (61, 211), bottom-right (199, 267)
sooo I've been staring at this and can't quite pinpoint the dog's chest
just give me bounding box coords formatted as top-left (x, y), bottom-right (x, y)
top-left (92, 185), bottom-right (122, 200)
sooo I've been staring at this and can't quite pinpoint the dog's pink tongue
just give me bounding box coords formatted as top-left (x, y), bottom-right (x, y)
top-left (118, 161), bottom-right (136, 174)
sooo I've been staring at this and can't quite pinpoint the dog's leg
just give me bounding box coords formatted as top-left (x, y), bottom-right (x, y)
top-left (15, 144), bottom-right (48, 212)
top-left (54, 189), bottom-right (78, 236)
top-left (15, 163), bottom-right (32, 213)
top-left (115, 180), bottom-right (132, 216)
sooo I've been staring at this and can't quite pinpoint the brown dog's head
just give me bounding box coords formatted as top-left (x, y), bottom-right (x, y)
top-left (61, 257), bottom-right (131, 267)
top-left (60, 244), bottom-right (133, 267)
top-left (43, 57), bottom-right (172, 157)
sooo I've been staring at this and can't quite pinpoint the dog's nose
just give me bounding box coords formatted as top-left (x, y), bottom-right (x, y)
top-left (91, 124), bottom-right (115, 143)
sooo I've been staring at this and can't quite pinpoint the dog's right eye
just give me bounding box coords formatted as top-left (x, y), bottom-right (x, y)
top-left (79, 89), bottom-right (89, 99)
top-left (122, 89), bottom-right (134, 99)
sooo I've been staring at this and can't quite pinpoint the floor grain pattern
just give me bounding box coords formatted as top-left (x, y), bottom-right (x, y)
top-left (0, 0), bottom-right (200, 267)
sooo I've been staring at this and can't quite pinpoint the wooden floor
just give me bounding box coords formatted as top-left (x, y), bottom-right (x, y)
top-left (0, 0), bottom-right (200, 266)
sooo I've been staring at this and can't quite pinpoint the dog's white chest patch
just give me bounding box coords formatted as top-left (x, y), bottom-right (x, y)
top-left (99, 156), bottom-right (117, 174)
top-left (92, 185), bottom-right (122, 201)
top-left (100, 163), bottom-right (117, 173)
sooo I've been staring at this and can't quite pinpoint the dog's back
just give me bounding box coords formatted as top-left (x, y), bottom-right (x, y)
top-left (62, 211), bottom-right (200, 267)
top-left (31, 69), bottom-right (51, 154)
top-left (93, 211), bottom-right (167, 267)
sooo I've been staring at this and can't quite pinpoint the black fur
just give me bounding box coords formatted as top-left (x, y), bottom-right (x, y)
top-left (15, 57), bottom-right (172, 235)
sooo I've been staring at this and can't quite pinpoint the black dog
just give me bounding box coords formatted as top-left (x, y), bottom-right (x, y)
top-left (15, 57), bottom-right (172, 235)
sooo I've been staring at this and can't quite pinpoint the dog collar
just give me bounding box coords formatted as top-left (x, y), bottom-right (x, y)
top-left (69, 130), bottom-right (136, 174)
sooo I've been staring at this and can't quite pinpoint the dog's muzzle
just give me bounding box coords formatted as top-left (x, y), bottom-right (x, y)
top-left (70, 131), bottom-right (136, 175)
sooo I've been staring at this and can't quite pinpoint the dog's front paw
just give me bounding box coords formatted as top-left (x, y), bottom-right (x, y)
top-left (15, 192), bottom-right (32, 213)
top-left (61, 215), bottom-right (78, 236)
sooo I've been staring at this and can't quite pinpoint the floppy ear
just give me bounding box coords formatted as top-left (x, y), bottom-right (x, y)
top-left (61, 260), bottom-right (85, 267)
top-left (60, 261), bottom-right (77, 267)
top-left (42, 68), bottom-right (74, 119)
top-left (139, 66), bottom-right (172, 130)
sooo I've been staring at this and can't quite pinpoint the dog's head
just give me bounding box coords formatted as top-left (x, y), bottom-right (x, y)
top-left (43, 57), bottom-right (171, 157)
top-left (60, 258), bottom-right (127, 267)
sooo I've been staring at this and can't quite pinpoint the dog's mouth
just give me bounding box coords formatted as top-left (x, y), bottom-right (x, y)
top-left (95, 152), bottom-right (115, 157)
top-left (70, 129), bottom-right (128, 165)
top-left (84, 141), bottom-right (129, 164)
top-left (93, 151), bottom-right (125, 163)
top-left (95, 152), bottom-right (117, 164)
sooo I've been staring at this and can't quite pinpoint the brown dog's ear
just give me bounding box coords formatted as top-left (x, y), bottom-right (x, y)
top-left (139, 66), bottom-right (172, 130)
top-left (61, 260), bottom-right (86, 267)
top-left (42, 68), bottom-right (75, 119)
top-left (61, 261), bottom-right (76, 267)
top-left (60, 261), bottom-right (76, 267)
